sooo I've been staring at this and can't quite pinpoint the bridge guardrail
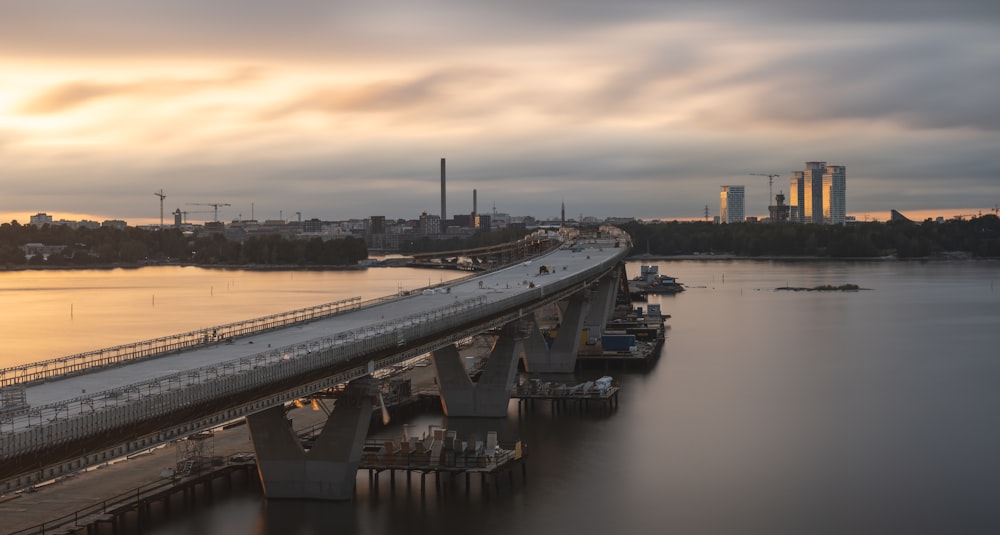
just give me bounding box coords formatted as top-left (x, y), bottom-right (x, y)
top-left (0, 295), bottom-right (489, 454)
top-left (0, 245), bottom-right (625, 470)
top-left (0, 292), bottom-right (433, 389)
top-left (0, 231), bottom-right (567, 392)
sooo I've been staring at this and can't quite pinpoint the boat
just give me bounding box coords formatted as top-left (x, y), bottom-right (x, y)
top-left (628, 265), bottom-right (684, 299)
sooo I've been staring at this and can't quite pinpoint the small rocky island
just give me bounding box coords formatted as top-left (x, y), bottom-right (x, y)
top-left (775, 284), bottom-right (865, 292)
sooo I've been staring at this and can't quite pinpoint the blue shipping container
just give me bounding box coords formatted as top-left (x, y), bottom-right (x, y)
top-left (602, 334), bottom-right (636, 351)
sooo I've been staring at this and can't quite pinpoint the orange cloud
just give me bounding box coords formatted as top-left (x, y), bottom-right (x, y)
top-left (17, 67), bottom-right (265, 114)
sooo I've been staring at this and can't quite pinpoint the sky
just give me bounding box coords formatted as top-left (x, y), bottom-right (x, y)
top-left (1, 0), bottom-right (998, 225)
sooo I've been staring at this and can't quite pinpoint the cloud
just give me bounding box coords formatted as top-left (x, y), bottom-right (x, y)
top-left (268, 68), bottom-right (504, 119)
top-left (739, 26), bottom-right (1000, 132)
top-left (17, 68), bottom-right (264, 114)
top-left (1, 0), bottom-right (998, 224)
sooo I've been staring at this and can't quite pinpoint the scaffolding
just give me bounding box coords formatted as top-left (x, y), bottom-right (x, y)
top-left (175, 431), bottom-right (216, 476)
top-left (0, 386), bottom-right (28, 418)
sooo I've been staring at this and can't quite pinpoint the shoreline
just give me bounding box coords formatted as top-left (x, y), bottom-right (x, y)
top-left (3, 254), bottom-right (997, 272)
top-left (0, 263), bottom-right (369, 272)
top-left (626, 253), bottom-right (998, 262)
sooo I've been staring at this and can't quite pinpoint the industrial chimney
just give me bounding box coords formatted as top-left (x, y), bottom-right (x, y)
top-left (473, 189), bottom-right (477, 218)
top-left (440, 158), bottom-right (447, 222)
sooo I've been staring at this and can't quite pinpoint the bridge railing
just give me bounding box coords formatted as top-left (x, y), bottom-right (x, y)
top-left (0, 247), bottom-right (625, 464)
top-left (0, 296), bottom-right (371, 389)
top-left (0, 295), bottom-right (492, 451)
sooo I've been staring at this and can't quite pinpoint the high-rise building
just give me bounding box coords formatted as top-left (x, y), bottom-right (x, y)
top-left (719, 185), bottom-right (745, 224)
top-left (803, 161), bottom-right (826, 224)
top-left (789, 172), bottom-right (805, 223)
top-left (822, 165), bottom-right (847, 224)
top-left (789, 162), bottom-right (846, 224)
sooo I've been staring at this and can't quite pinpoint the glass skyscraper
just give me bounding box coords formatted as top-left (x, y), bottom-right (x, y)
top-left (789, 162), bottom-right (846, 224)
top-left (720, 185), bottom-right (745, 224)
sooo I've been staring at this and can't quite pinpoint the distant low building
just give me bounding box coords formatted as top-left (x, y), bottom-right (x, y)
top-left (890, 209), bottom-right (912, 223)
top-left (29, 213), bottom-right (53, 227)
top-left (768, 192), bottom-right (791, 222)
top-left (475, 214), bottom-right (492, 232)
top-left (302, 218), bottom-right (324, 234)
top-left (20, 243), bottom-right (67, 261)
top-left (419, 212), bottom-right (441, 235)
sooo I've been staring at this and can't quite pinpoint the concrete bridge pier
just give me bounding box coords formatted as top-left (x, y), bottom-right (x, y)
top-left (433, 324), bottom-right (523, 417)
top-left (583, 271), bottom-right (621, 340)
top-left (246, 377), bottom-right (375, 501)
top-left (522, 292), bottom-right (590, 373)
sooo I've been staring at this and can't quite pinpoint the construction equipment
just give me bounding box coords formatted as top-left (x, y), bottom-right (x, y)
top-left (750, 173), bottom-right (780, 205)
top-left (186, 202), bottom-right (231, 222)
top-left (154, 189), bottom-right (166, 228)
top-left (174, 210), bottom-right (213, 224)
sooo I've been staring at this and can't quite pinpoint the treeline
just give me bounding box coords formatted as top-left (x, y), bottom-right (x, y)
top-left (398, 228), bottom-right (533, 254)
top-left (620, 215), bottom-right (1000, 258)
top-left (0, 222), bottom-right (368, 267)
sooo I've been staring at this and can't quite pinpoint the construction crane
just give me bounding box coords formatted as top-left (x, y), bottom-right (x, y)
top-left (173, 209), bottom-right (212, 224)
top-left (750, 173), bottom-right (780, 205)
top-left (154, 189), bottom-right (166, 229)
top-left (186, 202), bottom-right (231, 222)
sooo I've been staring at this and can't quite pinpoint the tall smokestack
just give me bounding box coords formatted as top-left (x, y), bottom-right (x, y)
top-left (473, 189), bottom-right (477, 217)
top-left (440, 158), bottom-right (447, 222)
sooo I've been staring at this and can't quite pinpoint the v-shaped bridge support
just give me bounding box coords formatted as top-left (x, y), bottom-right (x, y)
top-left (246, 377), bottom-right (375, 501)
top-left (432, 323), bottom-right (523, 417)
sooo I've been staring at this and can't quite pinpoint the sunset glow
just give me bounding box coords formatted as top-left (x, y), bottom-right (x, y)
top-left (1, 1), bottom-right (998, 224)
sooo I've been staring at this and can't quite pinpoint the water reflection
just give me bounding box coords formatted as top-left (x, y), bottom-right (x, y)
top-left (260, 500), bottom-right (358, 535)
top-left (11, 260), bottom-right (1000, 534)
top-left (0, 266), bottom-right (465, 367)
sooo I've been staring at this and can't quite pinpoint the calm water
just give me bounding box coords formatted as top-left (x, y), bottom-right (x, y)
top-left (0, 266), bottom-right (465, 367)
top-left (5, 260), bottom-right (1000, 534)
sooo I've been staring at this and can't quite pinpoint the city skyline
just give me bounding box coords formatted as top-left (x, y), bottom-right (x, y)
top-left (1, 1), bottom-right (998, 225)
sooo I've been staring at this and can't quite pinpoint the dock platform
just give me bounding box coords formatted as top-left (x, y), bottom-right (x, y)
top-left (511, 380), bottom-right (620, 413)
top-left (359, 427), bottom-right (527, 497)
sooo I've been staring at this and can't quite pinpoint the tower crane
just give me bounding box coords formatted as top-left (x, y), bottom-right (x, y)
top-left (186, 202), bottom-right (231, 222)
top-left (173, 209), bottom-right (213, 224)
top-left (750, 173), bottom-right (780, 204)
top-left (154, 189), bottom-right (166, 229)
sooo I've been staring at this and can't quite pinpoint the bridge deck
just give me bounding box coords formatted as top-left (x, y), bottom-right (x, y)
top-left (13, 239), bottom-right (626, 430)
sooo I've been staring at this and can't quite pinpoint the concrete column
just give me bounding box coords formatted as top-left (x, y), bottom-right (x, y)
top-left (582, 272), bottom-right (619, 343)
top-left (247, 377), bottom-right (375, 501)
top-left (433, 325), bottom-right (522, 417)
top-left (520, 315), bottom-right (551, 373)
top-left (522, 292), bottom-right (589, 373)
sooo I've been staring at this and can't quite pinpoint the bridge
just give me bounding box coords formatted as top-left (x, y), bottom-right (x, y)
top-left (407, 233), bottom-right (560, 270)
top-left (0, 228), bottom-right (631, 500)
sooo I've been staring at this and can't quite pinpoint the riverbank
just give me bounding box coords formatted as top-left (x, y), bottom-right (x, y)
top-left (627, 252), bottom-right (997, 261)
top-left (0, 263), bottom-right (369, 272)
